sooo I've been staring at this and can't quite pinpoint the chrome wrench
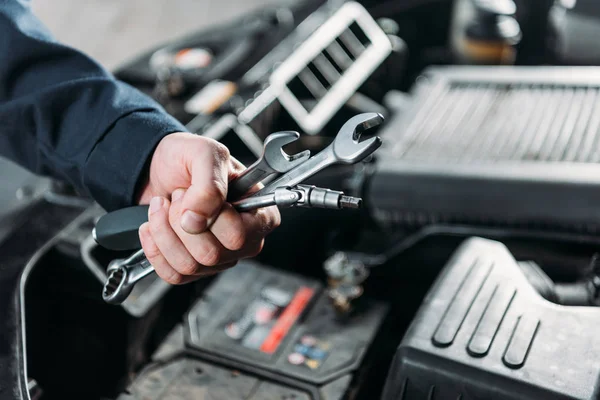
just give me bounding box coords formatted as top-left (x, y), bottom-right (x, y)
top-left (102, 189), bottom-right (306, 305)
top-left (93, 131), bottom-right (309, 252)
top-left (250, 112), bottom-right (384, 197)
top-left (101, 132), bottom-right (310, 304)
top-left (103, 248), bottom-right (153, 304)
top-left (228, 131), bottom-right (310, 199)
top-left (99, 113), bottom-right (384, 304)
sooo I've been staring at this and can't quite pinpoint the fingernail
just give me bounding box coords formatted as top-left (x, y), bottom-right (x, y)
top-left (172, 188), bottom-right (185, 203)
top-left (149, 197), bottom-right (163, 215)
top-left (181, 210), bottom-right (207, 234)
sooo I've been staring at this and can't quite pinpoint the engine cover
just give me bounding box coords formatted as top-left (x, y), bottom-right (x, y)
top-left (370, 66), bottom-right (600, 234)
top-left (381, 237), bottom-right (600, 400)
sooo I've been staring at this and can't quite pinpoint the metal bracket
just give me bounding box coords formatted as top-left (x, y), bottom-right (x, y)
top-left (270, 2), bottom-right (392, 134)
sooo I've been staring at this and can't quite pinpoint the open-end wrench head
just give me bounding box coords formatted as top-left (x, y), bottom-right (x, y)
top-left (332, 113), bottom-right (384, 163)
top-left (263, 131), bottom-right (311, 173)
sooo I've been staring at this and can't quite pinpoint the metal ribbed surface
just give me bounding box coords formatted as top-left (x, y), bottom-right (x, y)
top-left (390, 82), bottom-right (600, 164)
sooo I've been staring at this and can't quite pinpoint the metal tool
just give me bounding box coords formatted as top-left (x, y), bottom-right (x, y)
top-left (233, 185), bottom-right (362, 211)
top-left (102, 183), bottom-right (363, 304)
top-left (251, 112), bottom-right (384, 197)
top-left (101, 192), bottom-right (296, 304)
top-left (98, 112), bottom-right (384, 305)
top-left (231, 187), bottom-right (303, 211)
top-left (93, 131), bottom-right (309, 252)
top-left (228, 131), bottom-right (310, 199)
top-left (103, 248), bottom-right (153, 305)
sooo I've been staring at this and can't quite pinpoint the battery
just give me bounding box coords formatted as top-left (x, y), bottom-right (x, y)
top-left (119, 260), bottom-right (388, 399)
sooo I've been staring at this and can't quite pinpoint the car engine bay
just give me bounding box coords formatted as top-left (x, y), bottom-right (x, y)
top-left (6, 0), bottom-right (600, 399)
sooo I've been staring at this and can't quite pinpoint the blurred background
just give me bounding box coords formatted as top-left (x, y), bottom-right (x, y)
top-left (30, 0), bottom-right (277, 71)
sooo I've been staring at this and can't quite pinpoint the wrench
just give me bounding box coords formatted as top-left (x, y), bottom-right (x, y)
top-left (101, 188), bottom-right (308, 305)
top-left (228, 131), bottom-right (310, 200)
top-left (100, 131), bottom-right (310, 304)
top-left (93, 131), bottom-right (309, 251)
top-left (103, 248), bottom-right (152, 305)
top-left (102, 183), bottom-right (365, 304)
top-left (99, 113), bottom-right (384, 305)
top-left (251, 112), bottom-right (384, 197)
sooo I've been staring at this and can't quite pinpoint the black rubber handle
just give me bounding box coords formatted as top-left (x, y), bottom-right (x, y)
top-left (94, 205), bottom-right (149, 251)
top-left (94, 167), bottom-right (252, 251)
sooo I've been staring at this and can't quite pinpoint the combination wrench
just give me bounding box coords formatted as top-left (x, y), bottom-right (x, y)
top-left (95, 112), bottom-right (384, 305)
top-left (250, 112), bottom-right (384, 197)
top-left (227, 131), bottom-right (310, 199)
top-left (98, 131), bottom-right (310, 305)
top-left (102, 191), bottom-right (304, 305)
top-left (93, 130), bottom-right (309, 251)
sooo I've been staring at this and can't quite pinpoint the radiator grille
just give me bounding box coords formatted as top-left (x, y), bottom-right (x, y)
top-left (389, 82), bottom-right (600, 164)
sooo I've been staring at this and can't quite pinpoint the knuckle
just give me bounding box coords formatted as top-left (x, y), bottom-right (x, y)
top-left (212, 141), bottom-right (230, 161)
top-left (144, 246), bottom-right (162, 261)
top-left (176, 257), bottom-right (199, 276)
top-left (268, 208), bottom-right (282, 230)
top-left (206, 180), bottom-right (227, 203)
top-left (195, 244), bottom-right (221, 267)
top-left (164, 270), bottom-right (185, 285)
top-left (257, 209), bottom-right (278, 236)
top-left (142, 240), bottom-right (161, 261)
top-left (226, 228), bottom-right (246, 251)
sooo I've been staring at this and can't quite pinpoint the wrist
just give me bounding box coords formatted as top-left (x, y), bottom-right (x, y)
top-left (85, 109), bottom-right (186, 211)
top-left (135, 176), bottom-right (154, 205)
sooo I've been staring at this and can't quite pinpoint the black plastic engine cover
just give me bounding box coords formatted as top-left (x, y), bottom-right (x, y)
top-left (381, 237), bottom-right (600, 400)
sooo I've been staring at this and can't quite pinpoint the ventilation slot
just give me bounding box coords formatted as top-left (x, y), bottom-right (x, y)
top-left (270, 2), bottom-right (392, 134)
top-left (388, 80), bottom-right (600, 164)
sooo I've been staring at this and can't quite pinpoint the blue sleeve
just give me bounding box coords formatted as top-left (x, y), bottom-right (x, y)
top-left (0, 0), bottom-right (188, 211)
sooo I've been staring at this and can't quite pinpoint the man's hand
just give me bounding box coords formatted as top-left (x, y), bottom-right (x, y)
top-left (135, 132), bottom-right (281, 285)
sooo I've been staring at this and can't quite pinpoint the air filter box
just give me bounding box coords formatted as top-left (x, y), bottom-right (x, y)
top-left (369, 66), bottom-right (600, 233)
top-left (381, 237), bottom-right (600, 400)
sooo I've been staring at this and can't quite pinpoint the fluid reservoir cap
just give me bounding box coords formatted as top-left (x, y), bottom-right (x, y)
top-left (474, 0), bottom-right (516, 16)
top-left (497, 15), bottom-right (522, 43)
top-left (466, 14), bottom-right (521, 42)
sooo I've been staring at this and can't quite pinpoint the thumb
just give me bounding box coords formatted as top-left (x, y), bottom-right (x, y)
top-left (180, 140), bottom-right (230, 234)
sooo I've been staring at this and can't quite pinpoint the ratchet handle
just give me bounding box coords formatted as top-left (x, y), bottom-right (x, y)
top-left (93, 205), bottom-right (149, 251)
top-left (93, 193), bottom-right (270, 251)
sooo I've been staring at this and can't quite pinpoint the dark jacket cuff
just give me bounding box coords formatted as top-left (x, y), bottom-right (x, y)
top-left (84, 109), bottom-right (187, 211)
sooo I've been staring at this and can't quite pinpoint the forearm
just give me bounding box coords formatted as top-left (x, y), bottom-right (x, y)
top-left (0, 0), bottom-right (186, 211)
